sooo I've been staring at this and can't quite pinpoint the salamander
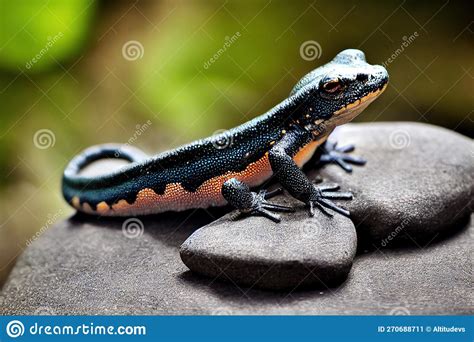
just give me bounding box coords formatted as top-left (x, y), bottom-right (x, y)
top-left (62, 49), bottom-right (388, 222)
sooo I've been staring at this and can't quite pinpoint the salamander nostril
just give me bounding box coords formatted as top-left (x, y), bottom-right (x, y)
top-left (356, 73), bottom-right (369, 82)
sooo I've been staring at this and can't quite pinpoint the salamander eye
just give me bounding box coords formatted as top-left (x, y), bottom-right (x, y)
top-left (322, 79), bottom-right (343, 94)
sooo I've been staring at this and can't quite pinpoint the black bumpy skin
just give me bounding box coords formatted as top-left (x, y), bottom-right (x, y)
top-left (268, 128), bottom-right (353, 218)
top-left (62, 49), bottom-right (388, 220)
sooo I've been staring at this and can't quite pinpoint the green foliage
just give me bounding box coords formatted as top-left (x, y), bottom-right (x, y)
top-left (0, 0), bottom-right (96, 72)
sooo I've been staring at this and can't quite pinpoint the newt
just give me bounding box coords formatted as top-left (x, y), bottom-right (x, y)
top-left (62, 49), bottom-right (388, 222)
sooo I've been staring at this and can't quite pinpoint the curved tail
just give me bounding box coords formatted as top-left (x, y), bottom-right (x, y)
top-left (63, 144), bottom-right (148, 179)
top-left (62, 144), bottom-right (149, 211)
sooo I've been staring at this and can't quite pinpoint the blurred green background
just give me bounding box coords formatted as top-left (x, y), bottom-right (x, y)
top-left (0, 0), bottom-right (473, 285)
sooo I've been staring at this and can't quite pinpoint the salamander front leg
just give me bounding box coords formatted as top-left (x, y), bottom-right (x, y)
top-left (269, 137), bottom-right (353, 218)
top-left (221, 178), bottom-right (294, 223)
top-left (318, 140), bottom-right (366, 173)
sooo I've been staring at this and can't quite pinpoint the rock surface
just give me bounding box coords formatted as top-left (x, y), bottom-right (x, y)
top-left (0, 214), bottom-right (471, 315)
top-left (1, 122), bottom-right (472, 314)
top-left (315, 122), bottom-right (473, 247)
top-left (180, 198), bottom-right (357, 290)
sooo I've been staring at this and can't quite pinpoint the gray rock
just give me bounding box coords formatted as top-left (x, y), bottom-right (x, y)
top-left (1, 122), bottom-right (472, 313)
top-left (315, 122), bottom-right (473, 248)
top-left (1, 214), bottom-right (471, 315)
top-left (180, 199), bottom-right (357, 290)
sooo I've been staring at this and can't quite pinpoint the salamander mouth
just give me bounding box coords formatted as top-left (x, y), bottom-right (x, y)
top-left (325, 82), bottom-right (388, 128)
top-left (338, 83), bottom-right (388, 114)
top-left (307, 80), bottom-right (388, 138)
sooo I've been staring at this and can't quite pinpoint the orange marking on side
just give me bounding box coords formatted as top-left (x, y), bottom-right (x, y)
top-left (82, 155), bottom-right (273, 216)
top-left (292, 138), bottom-right (325, 168)
top-left (77, 136), bottom-right (335, 216)
top-left (71, 196), bottom-right (81, 209)
top-left (96, 201), bottom-right (110, 214)
top-left (112, 199), bottom-right (130, 211)
top-left (82, 202), bottom-right (94, 214)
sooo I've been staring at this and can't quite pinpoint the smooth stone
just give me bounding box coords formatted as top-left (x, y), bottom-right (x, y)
top-left (1, 215), bottom-right (471, 314)
top-left (180, 198), bottom-right (357, 290)
top-left (314, 122), bottom-right (473, 247)
top-left (1, 123), bottom-right (472, 313)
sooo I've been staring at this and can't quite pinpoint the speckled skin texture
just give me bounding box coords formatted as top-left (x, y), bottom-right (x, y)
top-left (62, 49), bottom-right (388, 216)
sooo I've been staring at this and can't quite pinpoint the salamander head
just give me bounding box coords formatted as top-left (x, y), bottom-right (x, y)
top-left (291, 49), bottom-right (388, 135)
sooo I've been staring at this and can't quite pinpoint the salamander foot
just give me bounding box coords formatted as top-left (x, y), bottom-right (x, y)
top-left (307, 183), bottom-right (353, 217)
top-left (319, 141), bottom-right (366, 173)
top-left (222, 178), bottom-right (294, 223)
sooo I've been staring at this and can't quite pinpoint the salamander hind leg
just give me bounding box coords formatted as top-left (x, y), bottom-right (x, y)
top-left (318, 140), bottom-right (366, 173)
top-left (221, 178), bottom-right (294, 223)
